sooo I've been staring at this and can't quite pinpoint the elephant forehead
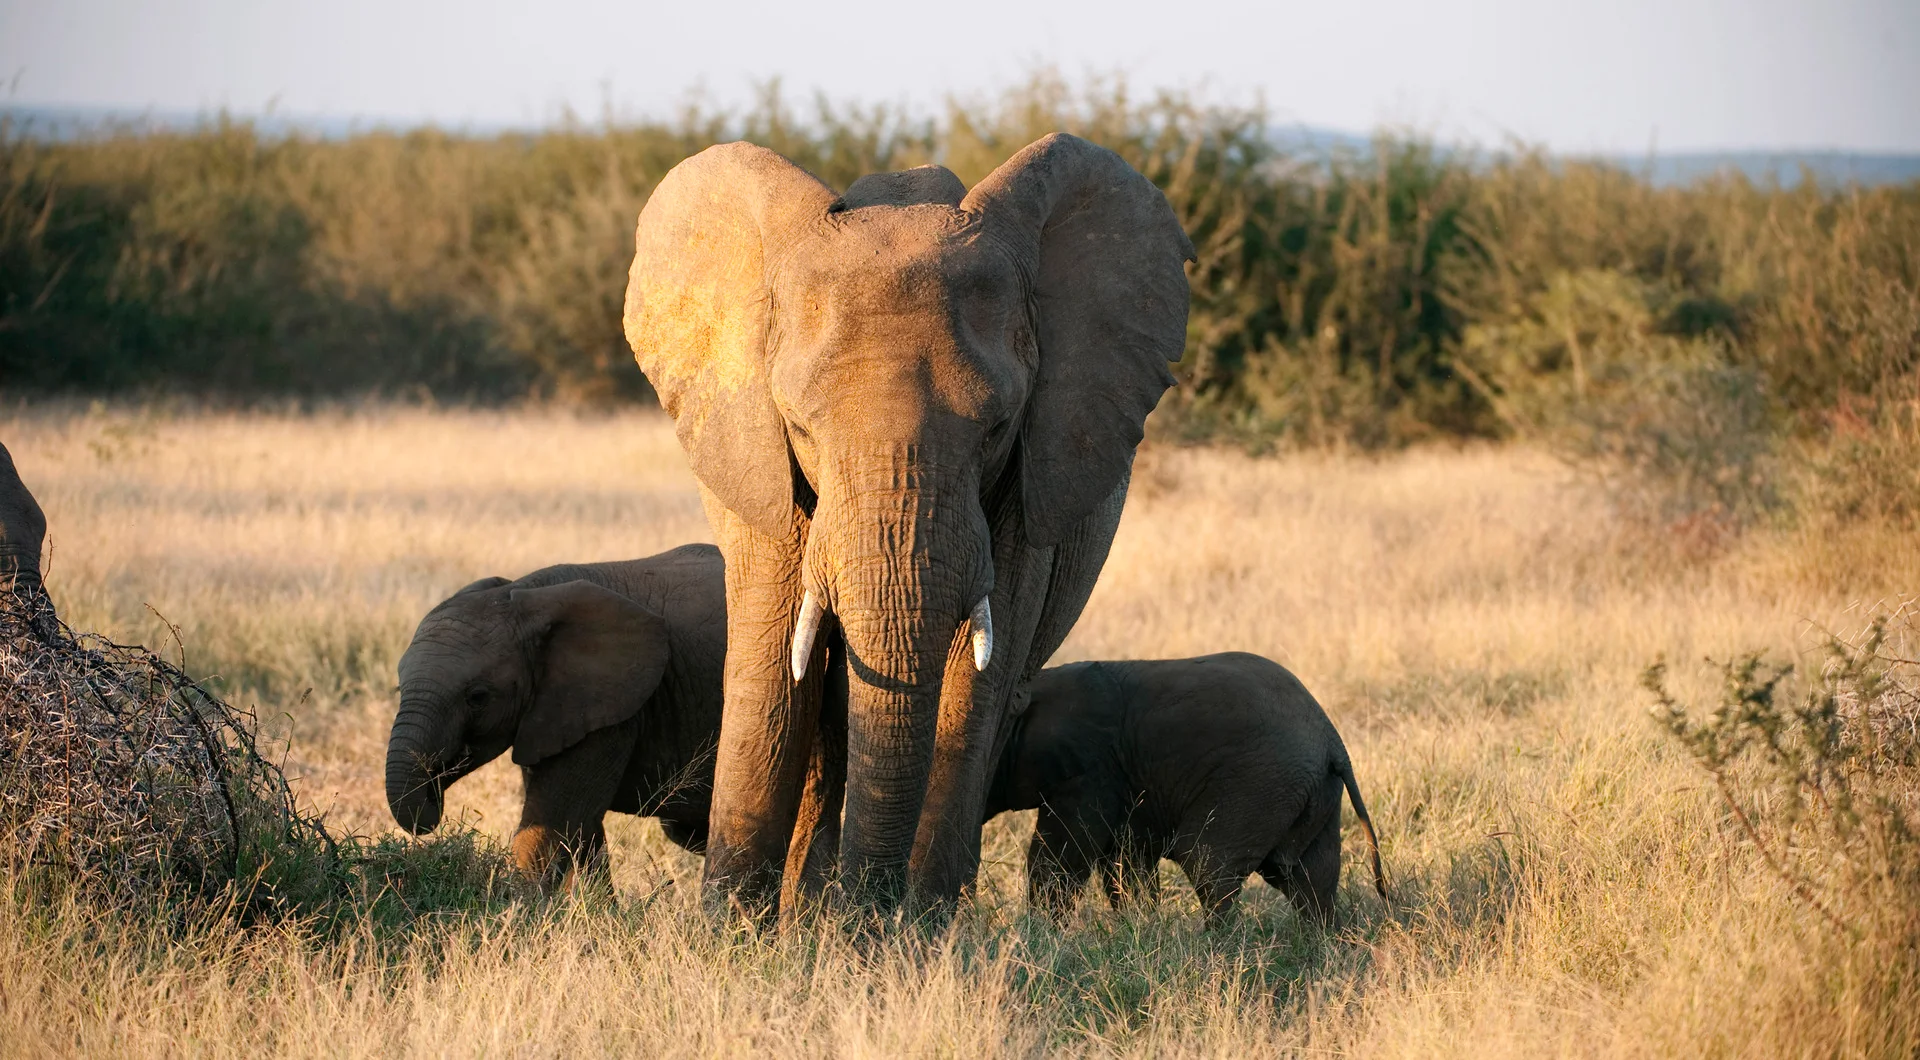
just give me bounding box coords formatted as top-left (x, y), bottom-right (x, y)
top-left (782, 208), bottom-right (1012, 309)
top-left (771, 213), bottom-right (1026, 421)
top-left (405, 603), bottom-right (511, 668)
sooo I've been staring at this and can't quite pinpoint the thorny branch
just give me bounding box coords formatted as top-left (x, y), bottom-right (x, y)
top-left (1, 584), bottom-right (331, 905)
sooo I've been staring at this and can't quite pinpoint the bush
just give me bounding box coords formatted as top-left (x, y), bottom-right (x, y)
top-left (1644, 604), bottom-right (1920, 1055)
top-left (1793, 386), bottom-right (1920, 531)
top-left (3, 75), bottom-right (1917, 520)
top-left (0, 585), bottom-right (331, 911)
top-left (1457, 268), bottom-right (1783, 529)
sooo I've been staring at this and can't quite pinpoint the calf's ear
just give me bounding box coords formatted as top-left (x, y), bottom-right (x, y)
top-left (509, 580), bottom-right (671, 766)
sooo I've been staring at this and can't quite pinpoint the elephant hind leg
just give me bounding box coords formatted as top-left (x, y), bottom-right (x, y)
top-left (658, 814), bottom-right (707, 854)
top-left (1179, 846), bottom-right (1256, 930)
top-left (562, 823), bottom-right (614, 899)
top-left (1261, 817), bottom-right (1342, 927)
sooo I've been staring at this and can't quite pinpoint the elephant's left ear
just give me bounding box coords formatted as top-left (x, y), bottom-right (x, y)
top-left (509, 580), bottom-right (671, 766)
top-left (964, 134), bottom-right (1195, 545)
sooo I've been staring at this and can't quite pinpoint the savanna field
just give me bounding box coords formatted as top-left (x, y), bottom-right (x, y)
top-left (3, 79), bottom-right (1919, 1056)
top-left (2, 404), bottom-right (1915, 1057)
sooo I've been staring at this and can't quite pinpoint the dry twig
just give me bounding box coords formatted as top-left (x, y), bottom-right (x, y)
top-left (0, 583), bottom-right (329, 904)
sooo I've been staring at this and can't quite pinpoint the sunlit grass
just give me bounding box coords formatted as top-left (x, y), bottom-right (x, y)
top-left (1, 404), bottom-right (1911, 1057)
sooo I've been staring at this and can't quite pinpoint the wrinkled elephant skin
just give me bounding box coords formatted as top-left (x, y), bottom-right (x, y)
top-left (624, 134), bottom-right (1194, 916)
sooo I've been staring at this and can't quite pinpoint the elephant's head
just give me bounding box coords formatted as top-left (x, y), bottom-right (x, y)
top-left (624, 134), bottom-right (1192, 892)
top-left (386, 578), bottom-right (671, 834)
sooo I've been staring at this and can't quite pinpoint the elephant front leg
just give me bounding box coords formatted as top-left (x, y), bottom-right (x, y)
top-left (1101, 828), bottom-right (1163, 910)
top-left (907, 639), bottom-right (1010, 909)
top-left (514, 717), bottom-right (636, 896)
top-left (910, 470), bottom-right (1130, 910)
top-left (1027, 803), bottom-right (1110, 921)
top-left (702, 492), bottom-right (824, 919)
top-left (511, 821), bottom-right (610, 896)
top-left (783, 630), bottom-right (847, 918)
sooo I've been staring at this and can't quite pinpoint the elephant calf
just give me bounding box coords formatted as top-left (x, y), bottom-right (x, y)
top-left (986, 652), bottom-right (1387, 926)
top-left (386, 544), bottom-right (726, 891)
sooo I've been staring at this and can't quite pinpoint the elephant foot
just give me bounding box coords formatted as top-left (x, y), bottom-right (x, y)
top-left (512, 824), bottom-right (610, 898)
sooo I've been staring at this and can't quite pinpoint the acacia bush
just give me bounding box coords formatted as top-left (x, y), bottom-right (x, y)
top-left (1644, 603), bottom-right (1920, 1054)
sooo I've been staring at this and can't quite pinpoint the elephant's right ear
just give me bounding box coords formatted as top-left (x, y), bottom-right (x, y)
top-left (964, 134), bottom-right (1194, 546)
top-left (624, 142), bottom-right (840, 539)
top-left (509, 580), bottom-right (672, 766)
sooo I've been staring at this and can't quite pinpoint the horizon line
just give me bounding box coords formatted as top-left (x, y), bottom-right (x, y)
top-left (6, 102), bottom-right (1920, 171)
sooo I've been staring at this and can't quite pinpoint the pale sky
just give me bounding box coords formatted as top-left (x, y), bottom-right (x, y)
top-left (2, 0), bottom-right (1916, 153)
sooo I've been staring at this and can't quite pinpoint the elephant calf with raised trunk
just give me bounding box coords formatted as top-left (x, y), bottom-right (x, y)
top-left (385, 544), bottom-right (729, 891)
top-left (986, 652), bottom-right (1388, 927)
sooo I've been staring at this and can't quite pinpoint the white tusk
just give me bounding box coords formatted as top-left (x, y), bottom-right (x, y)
top-left (969, 596), bottom-right (993, 672)
top-left (791, 590), bottom-right (825, 682)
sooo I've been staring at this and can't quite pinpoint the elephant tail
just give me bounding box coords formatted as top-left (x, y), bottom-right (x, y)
top-left (1334, 756), bottom-right (1388, 901)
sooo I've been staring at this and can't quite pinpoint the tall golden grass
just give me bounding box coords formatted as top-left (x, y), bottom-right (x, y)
top-left (2, 403), bottom-right (1913, 1057)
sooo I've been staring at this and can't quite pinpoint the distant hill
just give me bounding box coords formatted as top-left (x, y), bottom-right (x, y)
top-left (7, 105), bottom-right (1918, 189)
top-left (0, 104), bottom-right (518, 141)
top-left (1264, 123), bottom-right (1920, 188)
top-left (1587, 150), bottom-right (1920, 188)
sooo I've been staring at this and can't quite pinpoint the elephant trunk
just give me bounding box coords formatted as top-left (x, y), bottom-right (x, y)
top-left (385, 696), bottom-right (460, 835)
top-left (834, 586), bottom-right (960, 905)
top-left (807, 461), bottom-right (992, 908)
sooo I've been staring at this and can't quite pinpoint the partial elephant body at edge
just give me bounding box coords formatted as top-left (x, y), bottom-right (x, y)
top-left (0, 442), bottom-right (50, 601)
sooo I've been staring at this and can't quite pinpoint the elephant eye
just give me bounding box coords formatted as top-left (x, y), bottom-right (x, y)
top-left (465, 688), bottom-right (490, 709)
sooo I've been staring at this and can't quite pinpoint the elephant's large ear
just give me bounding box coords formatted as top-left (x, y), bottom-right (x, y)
top-left (964, 134), bottom-right (1194, 545)
top-left (624, 142), bottom-right (840, 539)
top-left (509, 580), bottom-right (671, 766)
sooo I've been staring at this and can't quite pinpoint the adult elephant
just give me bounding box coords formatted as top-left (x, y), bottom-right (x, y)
top-left (623, 133), bottom-right (1192, 915)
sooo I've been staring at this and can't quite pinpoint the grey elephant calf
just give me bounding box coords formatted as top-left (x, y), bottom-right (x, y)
top-left (986, 652), bottom-right (1387, 925)
top-left (386, 544), bottom-right (725, 890)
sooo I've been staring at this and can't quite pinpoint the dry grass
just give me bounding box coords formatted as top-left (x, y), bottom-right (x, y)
top-left (0, 403), bottom-right (1912, 1057)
